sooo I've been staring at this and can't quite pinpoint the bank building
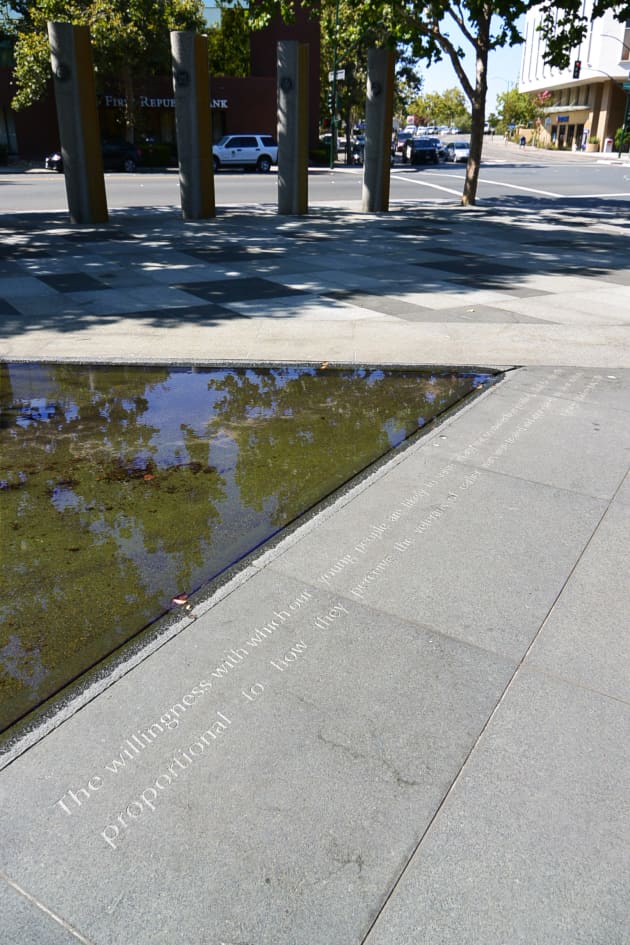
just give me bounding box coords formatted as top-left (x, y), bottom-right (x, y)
top-left (0, 3), bottom-right (320, 164)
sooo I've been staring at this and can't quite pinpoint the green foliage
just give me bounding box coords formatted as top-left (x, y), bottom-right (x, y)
top-left (206, 2), bottom-right (250, 77)
top-left (249, 0), bottom-right (630, 205)
top-left (493, 86), bottom-right (543, 131)
top-left (614, 125), bottom-right (630, 151)
top-left (409, 87), bottom-right (470, 129)
top-left (6, 0), bottom-right (206, 110)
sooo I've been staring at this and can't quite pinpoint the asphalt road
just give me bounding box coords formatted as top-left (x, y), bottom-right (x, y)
top-left (2, 138), bottom-right (629, 213)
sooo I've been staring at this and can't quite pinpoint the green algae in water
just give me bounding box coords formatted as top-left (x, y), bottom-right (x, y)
top-left (0, 362), bottom-right (494, 733)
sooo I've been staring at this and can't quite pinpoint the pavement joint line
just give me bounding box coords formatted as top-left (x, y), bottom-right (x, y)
top-left (358, 460), bottom-right (628, 945)
top-left (0, 870), bottom-right (96, 945)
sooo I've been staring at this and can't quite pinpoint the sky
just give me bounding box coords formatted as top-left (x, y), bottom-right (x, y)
top-left (415, 14), bottom-right (526, 117)
top-left (420, 40), bottom-right (524, 116)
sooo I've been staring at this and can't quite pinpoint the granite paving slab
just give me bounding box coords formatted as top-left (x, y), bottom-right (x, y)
top-left (503, 365), bottom-right (630, 411)
top-left (496, 294), bottom-right (630, 327)
top-left (362, 668), bottom-right (630, 945)
top-left (447, 280), bottom-right (553, 298)
top-left (424, 259), bottom-right (530, 277)
top-left (0, 275), bottom-right (61, 299)
top-left (0, 299), bottom-right (21, 316)
top-left (439, 302), bottom-right (555, 323)
top-left (0, 570), bottom-right (515, 945)
top-left (0, 879), bottom-right (89, 945)
top-left (395, 286), bottom-right (523, 308)
top-left (264, 449), bottom-right (606, 661)
top-left (121, 304), bottom-right (251, 325)
top-left (594, 268), bottom-right (630, 285)
top-left (434, 370), bottom-right (630, 499)
top-left (173, 277), bottom-right (308, 304)
top-left (62, 286), bottom-right (205, 316)
top-left (277, 270), bottom-right (401, 294)
top-left (37, 273), bottom-right (108, 293)
top-left (322, 290), bottom-right (436, 319)
top-left (525, 493), bottom-right (630, 702)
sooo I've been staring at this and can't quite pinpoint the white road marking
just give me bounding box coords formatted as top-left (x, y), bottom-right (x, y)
top-left (567, 192), bottom-right (630, 198)
top-left (390, 174), bottom-right (463, 196)
top-left (471, 176), bottom-right (563, 197)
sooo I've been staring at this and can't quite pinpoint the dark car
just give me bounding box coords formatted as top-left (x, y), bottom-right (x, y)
top-left (392, 130), bottom-right (413, 156)
top-left (45, 139), bottom-right (143, 173)
top-left (402, 137), bottom-right (440, 165)
top-left (423, 136), bottom-right (448, 160)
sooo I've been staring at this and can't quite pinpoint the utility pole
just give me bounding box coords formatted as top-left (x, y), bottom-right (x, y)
top-left (329, 0), bottom-right (340, 169)
top-left (620, 83), bottom-right (630, 159)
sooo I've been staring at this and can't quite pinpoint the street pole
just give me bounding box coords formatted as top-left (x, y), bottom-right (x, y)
top-left (619, 88), bottom-right (630, 159)
top-left (329, 0), bottom-right (340, 169)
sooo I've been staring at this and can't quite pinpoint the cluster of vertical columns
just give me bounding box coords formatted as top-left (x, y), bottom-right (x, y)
top-left (47, 21), bottom-right (395, 223)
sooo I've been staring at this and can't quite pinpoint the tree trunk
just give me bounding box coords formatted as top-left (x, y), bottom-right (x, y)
top-left (462, 96), bottom-right (486, 206)
top-left (461, 18), bottom-right (490, 207)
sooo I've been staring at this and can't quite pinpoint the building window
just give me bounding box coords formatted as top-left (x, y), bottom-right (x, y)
top-left (623, 20), bottom-right (630, 60)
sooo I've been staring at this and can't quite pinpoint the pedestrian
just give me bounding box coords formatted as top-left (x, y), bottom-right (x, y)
top-left (519, 135), bottom-right (526, 148)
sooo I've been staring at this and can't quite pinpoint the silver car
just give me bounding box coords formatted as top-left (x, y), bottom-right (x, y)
top-left (445, 141), bottom-right (470, 163)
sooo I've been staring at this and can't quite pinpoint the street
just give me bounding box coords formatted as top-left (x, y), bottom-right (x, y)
top-left (1, 137), bottom-right (629, 213)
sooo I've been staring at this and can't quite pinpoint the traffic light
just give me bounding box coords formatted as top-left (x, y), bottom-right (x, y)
top-left (573, 60), bottom-right (581, 79)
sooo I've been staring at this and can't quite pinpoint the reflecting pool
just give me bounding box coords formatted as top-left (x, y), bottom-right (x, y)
top-left (0, 363), bottom-right (495, 732)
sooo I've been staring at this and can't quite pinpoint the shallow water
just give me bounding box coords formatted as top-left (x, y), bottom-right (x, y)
top-left (0, 362), bottom-right (494, 732)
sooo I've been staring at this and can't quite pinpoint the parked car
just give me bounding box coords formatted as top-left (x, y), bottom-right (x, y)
top-left (445, 141), bottom-right (470, 163)
top-left (402, 137), bottom-right (440, 165)
top-left (393, 130), bottom-right (414, 155)
top-left (212, 133), bottom-right (278, 172)
top-left (423, 136), bottom-right (448, 160)
top-left (45, 139), bottom-right (143, 173)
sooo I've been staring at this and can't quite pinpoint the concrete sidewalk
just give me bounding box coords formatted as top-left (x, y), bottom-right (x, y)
top-left (0, 198), bottom-right (629, 945)
top-left (1, 197), bottom-right (629, 368)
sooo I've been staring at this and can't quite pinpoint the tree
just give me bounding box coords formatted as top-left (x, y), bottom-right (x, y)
top-left (393, 60), bottom-right (424, 121)
top-left (206, 2), bottom-right (250, 76)
top-left (3, 0), bottom-right (206, 138)
top-left (409, 87), bottom-right (471, 129)
top-left (249, 0), bottom-right (630, 206)
top-left (493, 85), bottom-right (545, 132)
top-left (318, 0), bottom-right (422, 163)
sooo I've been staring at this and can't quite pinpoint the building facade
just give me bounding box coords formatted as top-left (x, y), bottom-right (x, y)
top-left (0, 8), bottom-right (320, 163)
top-left (519, 4), bottom-right (630, 151)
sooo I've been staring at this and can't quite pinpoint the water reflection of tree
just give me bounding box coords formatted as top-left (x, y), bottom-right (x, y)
top-left (208, 368), bottom-right (475, 525)
top-left (1, 364), bottom-right (227, 732)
